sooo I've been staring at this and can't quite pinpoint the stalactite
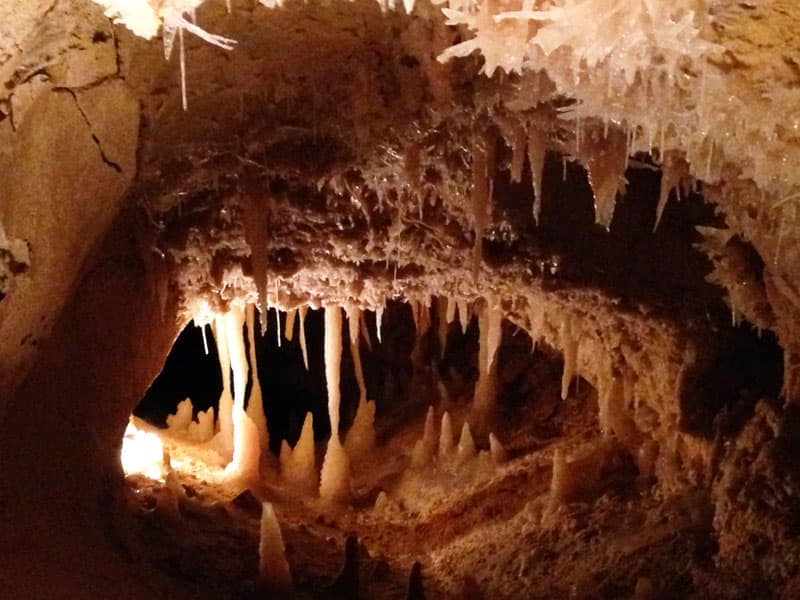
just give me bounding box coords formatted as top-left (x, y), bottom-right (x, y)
top-left (346, 305), bottom-right (367, 404)
top-left (299, 305), bottom-right (309, 371)
top-left (320, 305), bottom-right (351, 502)
top-left (437, 296), bottom-right (449, 358)
top-left (225, 306), bottom-right (260, 483)
top-left (582, 128), bottom-right (628, 230)
top-left (275, 307), bottom-right (282, 348)
top-left (214, 314), bottom-right (234, 458)
top-left (458, 298), bottom-right (470, 334)
top-left (241, 194), bottom-right (270, 321)
top-left (446, 295), bottom-right (456, 325)
top-left (359, 311), bottom-right (372, 352)
top-left (246, 304), bottom-right (269, 453)
top-left (470, 135), bottom-right (495, 278)
top-left (528, 127), bottom-right (546, 224)
top-left (473, 304), bottom-right (500, 428)
top-left (259, 502), bottom-right (292, 592)
top-left (324, 305), bottom-right (343, 436)
top-left (285, 308), bottom-right (297, 342)
top-left (509, 121), bottom-right (527, 183)
top-left (376, 304), bottom-right (384, 344)
top-left (654, 152), bottom-right (686, 231)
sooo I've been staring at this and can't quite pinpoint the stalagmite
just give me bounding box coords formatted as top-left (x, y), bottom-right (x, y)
top-left (246, 304), bottom-right (269, 453)
top-left (282, 412), bottom-right (317, 492)
top-left (187, 407), bottom-right (215, 443)
top-left (546, 448), bottom-right (568, 518)
top-left (166, 398), bottom-right (193, 431)
top-left (457, 422), bottom-right (476, 461)
top-left (214, 314), bottom-right (234, 458)
top-left (320, 305), bottom-right (351, 502)
top-left (528, 127), bottom-right (546, 224)
top-left (299, 305), bottom-right (309, 371)
top-left (345, 399), bottom-right (376, 461)
top-left (258, 502), bottom-right (292, 592)
top-left (227, 405), bottom-right (261, 485)
top-left (411, 406), bottom-right (436, 468)
top-left (225, 306), bottom-right (248, 417)
top-left (560, 317), bottom-right (579, 400)
top-left (458, 298), bottom-right (470, 334)
top-left (319, 435), bottom-right (351, 502)
top-left (489, 433), bottom-right (507, 465)
top-left (285, 308), bottom-right (297, 342)
top-left (439, 411), bottom-right (455, 458)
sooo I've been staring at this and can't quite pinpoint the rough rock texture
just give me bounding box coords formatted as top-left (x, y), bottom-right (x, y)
top-left (1, 0), bottom-right (800, 598)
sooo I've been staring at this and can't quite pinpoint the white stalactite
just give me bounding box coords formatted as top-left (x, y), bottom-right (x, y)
top-left (299, 305), bottom-right (309, 371)
top-left (285, 308), bottom-right (297, 342)
top-left (214, 314), bottom-right (234, 458)
top-left (246, 304), bottom-right (269, 453)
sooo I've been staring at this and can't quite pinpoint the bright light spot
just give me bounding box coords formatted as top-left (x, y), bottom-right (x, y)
top-left (122, 420), bottom-right (166, 480)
